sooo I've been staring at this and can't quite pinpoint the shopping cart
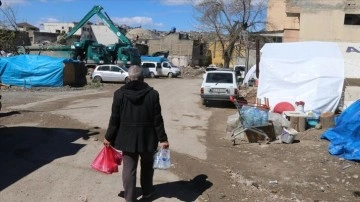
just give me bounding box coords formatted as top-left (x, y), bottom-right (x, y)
top-left (230, 96), bottom-right (272, 145)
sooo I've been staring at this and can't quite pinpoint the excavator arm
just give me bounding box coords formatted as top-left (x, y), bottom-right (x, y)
top-left (97, 11), bottom-right (132, 45)
top-left (62, 5), bottom-right (103, 40)
top-left (61, 5), bottom-right (132, 45)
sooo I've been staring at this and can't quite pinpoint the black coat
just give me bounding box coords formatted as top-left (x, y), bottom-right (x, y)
top-left (105, 80), bottom-right (168, 153)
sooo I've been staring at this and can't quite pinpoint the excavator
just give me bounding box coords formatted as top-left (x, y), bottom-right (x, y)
top-left (60, 5), bottom-right (141, 67)
top-left (19, 5), bottom-right (140, 70)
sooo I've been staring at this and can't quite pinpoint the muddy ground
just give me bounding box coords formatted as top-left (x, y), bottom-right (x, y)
top-left (0, 76), bottom-right (359, 202)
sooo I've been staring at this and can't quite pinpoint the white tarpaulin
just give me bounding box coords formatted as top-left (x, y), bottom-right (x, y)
top-left (243, 65), bottom-right (257, 85)
top-left (257, 41), bottom-right (344, 112)
top-left (337, 43), bottom-right (360, 79)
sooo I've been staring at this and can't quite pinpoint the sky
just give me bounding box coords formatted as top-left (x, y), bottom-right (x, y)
top-left (1, 0), bottom-right (199, 32)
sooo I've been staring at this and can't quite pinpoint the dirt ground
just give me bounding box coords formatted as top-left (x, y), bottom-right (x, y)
top-left (0, 75), bottom-right (359, 202)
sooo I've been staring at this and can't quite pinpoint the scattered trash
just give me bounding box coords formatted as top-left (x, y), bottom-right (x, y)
top-left (295, 101), bottom-right (305, 112)
top-left (281, 127), bottom-right (298, 144)
top-left (269, 180), bottom-right (278, 184)
top-left (342, 164), bottom-right (352, 170)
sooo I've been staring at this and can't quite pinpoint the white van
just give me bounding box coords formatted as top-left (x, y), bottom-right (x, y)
top-left (141, 61), bottom-right (181, 78)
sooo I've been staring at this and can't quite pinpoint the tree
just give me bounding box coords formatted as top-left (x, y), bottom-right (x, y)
top-left (194, 0), bottom-right (267, 67)
top-left (0, 1), bottom-right (18, 53)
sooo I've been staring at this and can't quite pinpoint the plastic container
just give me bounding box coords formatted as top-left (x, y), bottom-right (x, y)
top-left (306, 118), bottom-right (319, 128)
top-left (240, 105), bottom-right (269, 128)
top-left (281, 128), bottom-right (298, 144)
top-left (295, 101), bottom-right (305, 112)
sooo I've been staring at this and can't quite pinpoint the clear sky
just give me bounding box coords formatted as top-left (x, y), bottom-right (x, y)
top-left (1, 0), bottom-right (198, 32)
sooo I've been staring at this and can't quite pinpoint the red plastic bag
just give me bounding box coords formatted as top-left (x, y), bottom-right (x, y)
top-left (91, 146), bottom-right (122, 174)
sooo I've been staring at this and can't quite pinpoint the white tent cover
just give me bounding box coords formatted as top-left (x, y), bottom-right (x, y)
top-left (257, 41), bottom-right (344, 112)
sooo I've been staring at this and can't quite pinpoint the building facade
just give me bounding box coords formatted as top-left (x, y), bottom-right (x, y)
top-left (147, 33), bottom-right (206, 66)
top-left (41, 22), bottom-right (81, 36)
top-left (267, 0), bottom-right (360, 42)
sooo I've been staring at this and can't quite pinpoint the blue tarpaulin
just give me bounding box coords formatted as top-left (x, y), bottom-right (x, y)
top-left (321, 100), bottom-right (360, 161)
top-left (0, 54), bottom-right (66, 87)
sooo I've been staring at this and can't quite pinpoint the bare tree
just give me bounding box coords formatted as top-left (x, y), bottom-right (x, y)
top-left (0, 1), bottom-right (18, 53)
top-left (194, 0), bottom-right (267, 67)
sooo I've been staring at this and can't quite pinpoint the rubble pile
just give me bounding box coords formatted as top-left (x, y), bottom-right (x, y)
top-left (181, 66), bottom-right (205, 78)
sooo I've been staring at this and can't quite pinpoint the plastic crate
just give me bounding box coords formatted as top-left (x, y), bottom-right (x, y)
top-left (281, 128), bottom-right (298, 144)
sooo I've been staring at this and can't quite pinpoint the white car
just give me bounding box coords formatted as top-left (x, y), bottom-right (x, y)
top-left (91, 64), bottom-right (130, 83)
top-left (141, 61), bottom-right (181, 78)
top-left (200, 69), bottom-right (239, 106)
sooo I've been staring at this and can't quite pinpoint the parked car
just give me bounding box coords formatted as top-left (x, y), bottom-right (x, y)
top-left (141, 60), bottom-right (181, 78)
top-left (200, 69), bottom-right (239, 106)
top-left (91, 64), bottom-right (130, 83)
top-left (205, 66), bottom-right (218, 72)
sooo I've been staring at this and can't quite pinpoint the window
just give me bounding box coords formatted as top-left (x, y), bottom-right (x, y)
top-left (143, 63), bottom-right (155, 68)
top-left (206, 73), bottom-right (233, 83)
top-left (344, 14), bottom-right (360, 25)
top-left (111, 66), bottom-right (120, 72)
top-left (99, 66), bottom-right (110, 71)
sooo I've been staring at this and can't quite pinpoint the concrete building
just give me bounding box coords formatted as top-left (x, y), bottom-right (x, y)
top-left (147, 32), bottom-right (206, 66)
top-left (17, 22), bottom-right (39, 32)
top-left (41, 22), bottom-right (81, 36)
top-left (40, 22), bottom-right (92, 36)
top-left (267, 0), bottom-right (360, 42)
top-left (87, 24), bottom-right (118, 45)
top-left (27, 31), bottom-right (59, 45)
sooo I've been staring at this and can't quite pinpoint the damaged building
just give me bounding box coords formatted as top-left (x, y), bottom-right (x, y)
top-left (267, 0), bottom-right (360, 42)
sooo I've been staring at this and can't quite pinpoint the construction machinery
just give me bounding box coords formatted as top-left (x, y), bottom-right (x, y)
top-left (18, 5), bottom-right (140, 69)
top-left (18, 41), bottom-right (110, 70)
top-left (60, 5), bottom-right (141, 67)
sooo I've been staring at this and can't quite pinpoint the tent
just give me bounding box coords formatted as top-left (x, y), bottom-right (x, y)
top-left (256, 41), bottom-right (344, 112)
top-left (242, 65), bottom-right (257, 85)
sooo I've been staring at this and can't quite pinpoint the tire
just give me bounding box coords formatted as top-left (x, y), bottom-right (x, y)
top-left (168, 72), bottom-right (174, 78)
top-left (92, 76), bottom-right (102, 83)
top-left (125, 77), bottom-right (130, 84)
top-left (150, 72), bottom-right (155, 78)
top-left (202, 99), bottom-right (207, 106)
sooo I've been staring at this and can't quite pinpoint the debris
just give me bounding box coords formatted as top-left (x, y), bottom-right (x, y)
top-left (218, 193), bottom-right (226, 199)
top-left (342, 164), bottom-right (352, 170)
top-left (251, 182), bottom-right (259, 189)
top-left (269, 180), bottom-right (278, 184)
top-left (181, 66), bottom-right (204, 78)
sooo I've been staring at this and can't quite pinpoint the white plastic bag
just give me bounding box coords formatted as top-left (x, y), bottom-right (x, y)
top-left (153, 148), bottom-right (171, 169)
